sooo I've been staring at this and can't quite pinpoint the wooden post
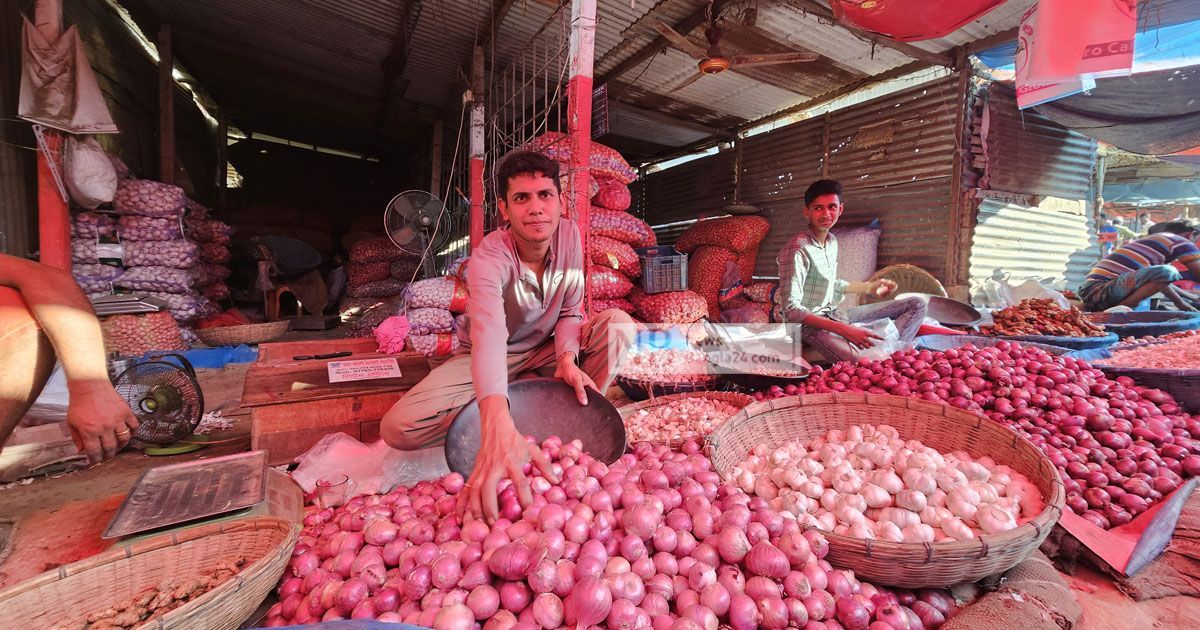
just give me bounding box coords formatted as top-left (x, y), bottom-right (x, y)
top-left (430, 119), bottom-right (444, 197)
top-left (567, 0), bottom-right (596, 314)
top-left (216, 108), bottom-right (228, 210)
top-left (468, 46), bottom-right (485, 249)
top-left (34, 0), bottom-right (68, 269)
top-left (158, 25), bottom-right (175, 185)
top-left (945, 65), bottom-right (973, 295)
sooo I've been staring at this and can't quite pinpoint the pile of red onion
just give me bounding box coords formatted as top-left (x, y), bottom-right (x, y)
top-left (750, 342), bottom-right (1199, 529)
top-left (266, 437), bottom-right (959, 628)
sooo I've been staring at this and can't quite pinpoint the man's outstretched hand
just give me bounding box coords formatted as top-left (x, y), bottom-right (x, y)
top-left (554, 351), bottom-right (597, 406)
top-left (461, 396), bottom-right (558, 524)
top-left (66, 379), bottom-right (138, 464)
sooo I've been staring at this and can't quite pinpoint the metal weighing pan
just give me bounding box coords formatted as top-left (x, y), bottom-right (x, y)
top-left (102, 451), bottom-right (267, 539)
top-left (895, 292), bottom-right (982, 326)
top-left (444, 378), bottom-right (626, 479)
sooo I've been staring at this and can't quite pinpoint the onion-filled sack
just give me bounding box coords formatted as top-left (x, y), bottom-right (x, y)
top-left (145, 292), bottom-right (208, 322)
top-left (390, 257), bottom-right (423, 282)
top-left (735, 249), bottom-right (757, 284)
top-left (71, 212), bottom-right (115, 238)
top-left (350, 236), bottom-right (409, 264)
top-left (592, 178), bottom-right (631, 211)
top-left (123, 239), bottom-right (199, 269)
top-left (593, 298), bottom-right (635, 313)
top-left (114, 266), bottom-right (195, 293)
top-left (721, 305), bottom-right (772, 324)
top-left (186, 218), bottom-right (233, 243)
top-left (637, 289), bottom-right (708, 324)
top-left (100, 311), bottom-right (186, 356)
top-left (588, 235), bottom-right (640, 278)
top-left (201, 282), bottom-right (230, 302)
top-left (589, 207), bottom-right (656, 247)
top-left (199, 243), bottom-right (231, 264)
top-left (184, 198), bottom-right (211, 218)
top-left (589, 265), bottom-right (633, 299)
top-left (348, 261), bottom-right (391, 287)
top-left (116, 215), bottom-right (182, 241)
top-left (831, 223), bottom-right (882, 283)
top-left (347, 278), bottom-right (408, 299)
top-left (688, 246), bottom-right (738, 318)
top-left (405, 277), bottom-right (469, 312)
top-left (407, 332), bottom-right (459, 357)
top-left (525, 132), bottom-right (638, 184)
top-left (73, 264), bottom-right (122, 294)
top-left (71, 238), bottom-right (124, 265)
top-left (675, 215), bottom-right (770, 254)
top-left (446, 256), bottom-right (469, 281)
top-left (745, 281), bottom-right (778, 303)
top-left (196, 264), bottom-right (231, 286)
top-left (113, 179), bottom-right (186, 217)
top-left (406, 307), bottom-right (455, 336)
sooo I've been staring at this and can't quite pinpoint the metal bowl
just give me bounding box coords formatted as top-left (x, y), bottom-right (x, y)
top-left (444, 378), bottom-right (627, 479)
top-left (895, 293), bottom-right (982, 326)
top-left (707, 350), bottom-right (810, 391)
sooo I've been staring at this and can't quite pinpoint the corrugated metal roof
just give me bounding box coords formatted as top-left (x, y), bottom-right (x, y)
top-left (968, 196), bottom-right (1099, 301)
top-left (754, 2), bottom-right (915, 76)
top-left (910, 0), bottom-right (1035, 52)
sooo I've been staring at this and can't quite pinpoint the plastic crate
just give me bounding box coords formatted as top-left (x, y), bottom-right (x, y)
top-left (636, 246), bottom-right (688, 294)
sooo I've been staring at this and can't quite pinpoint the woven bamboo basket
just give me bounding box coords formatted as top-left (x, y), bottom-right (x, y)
top-left (618, 390), bottom-right (755, 448)
top-left (195, 320), bottom-right (290, 347)
top-left (706, 393), bottom-right (1065, 588)
top-left (1084, 311), bottom-right (1200, 338)
top-left (0, 517), bottom-right (297, 630)
top-left (860, 264), bottom-right (946, 305)
top-left (614, 374), bottom-right (720, 402)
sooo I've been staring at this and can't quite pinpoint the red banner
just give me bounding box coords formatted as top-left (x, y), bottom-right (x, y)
top-left (829, 0), bottom-right (1006, 42)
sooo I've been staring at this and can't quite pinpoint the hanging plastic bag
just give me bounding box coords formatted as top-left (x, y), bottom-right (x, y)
top-left (853, 319), bottom-right (904, 362)
top-left (982, 275), bottom-right (1070, 310)
top-left (64, 136), bottom-right (117, 209)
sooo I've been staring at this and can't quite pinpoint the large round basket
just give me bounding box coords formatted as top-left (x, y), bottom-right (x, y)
top-left (1085, 311), bottom-right (1200, 339)
top-left (618, 390), bottom-right (755, 448)
top-left (706, 393), bottom-right (1065, 588)
top-left (991, 332), bottom-right (1118, 351)
top-left (1065, 343), bottom-right (1200, 414)
top-left (0, 517), bottom-right (297, 630)
top-left (860, 264), bottom-right (946, 305)
top-left (195, 320), bottom-right (290, 347)
top-left (916, 334), bottom-right (1071, 356)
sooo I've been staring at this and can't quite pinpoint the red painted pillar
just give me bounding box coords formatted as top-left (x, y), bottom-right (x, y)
top-left (567, 0), bottom-right (596, 314)
top-left (469, 46), bottom-right (486, 249)
top-left (37, 131), bottom-right (69, 270)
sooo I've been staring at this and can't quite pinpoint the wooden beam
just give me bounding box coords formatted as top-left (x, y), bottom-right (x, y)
top-left (737, 60), bottom-right (932, 133)
top-left (158, 24), bottom-right (175, 184)
top-left (597, 7), bottom-right (709, 85)
top-left (788, 0), bottom-right (953, 67)
top-left (378, 0), bottom-right (416, 128)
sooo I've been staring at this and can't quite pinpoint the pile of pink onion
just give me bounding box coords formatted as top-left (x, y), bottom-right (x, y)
top-left (748, 342), bottom-right (1199, 530)
top-left (266, 437), bottom-right (960, 628)
top-left (1104, 334), bottom-right (1200, 370)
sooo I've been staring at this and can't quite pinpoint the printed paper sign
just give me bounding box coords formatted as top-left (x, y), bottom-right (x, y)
top-left (327, 358), bottom-right (403, 383)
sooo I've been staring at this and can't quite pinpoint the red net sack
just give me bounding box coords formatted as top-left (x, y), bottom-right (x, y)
top-left (390, 257), bottom-right (423, 282)
top-left (688, 246), bottom-right (738, 318)
top-left (745, 281), bottom-right (778, 303)
top-left (590, 208), bottom-right (656, 247)
top-left (588, 235), bottom-right (641, 278)
top-left (100, 311), bottom-right (186, 356)
top-left (593, 298), bottom-right (635, 313)
top-left (199, 243), bottom-right (231, 264)
top-left (592, 179), bottom-right (631, 211)
top-left (590, 266), bottom-right (633, 299)
top-left (675, 216), bottom-right (770, 254)
top-left (735, 249), bottom-right (758, 284)
top-left (196, 264), bottom-right (231, 286)
top-left (407, 332), bottom-right (460, 357)
top-left (636, 290), bottom-right (708, 324)
top-left (347, 278), bottom-right (408, 299)
top-left (201, 282), bottom-right (230, 301)
top-left (524, 132), bottom-right (638, 184)
top-left (349, 236), bottom-right (408, 263)
top-left (348, 261), bottom-right (391, 287)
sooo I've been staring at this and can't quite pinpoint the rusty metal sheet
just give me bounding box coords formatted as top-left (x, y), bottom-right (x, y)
top-left (632, 149), bottom-right (736, 230)
top-left (980, 87), bottom-right (1098, 201)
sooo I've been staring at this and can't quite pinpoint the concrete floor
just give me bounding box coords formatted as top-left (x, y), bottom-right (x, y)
top-left (0, 361), bottom-right (1197, 627)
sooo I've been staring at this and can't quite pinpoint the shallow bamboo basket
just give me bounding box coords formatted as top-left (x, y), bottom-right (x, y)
top-left (707, 393), bottom-right (1065, 588)
top-left (0, 517), bottom-right (297, 630)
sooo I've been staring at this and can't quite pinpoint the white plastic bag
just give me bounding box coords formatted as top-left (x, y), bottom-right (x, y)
top-left (64, 136), bottom-right (117, 209)
top-left (854, 318), bottom-right (903, 361)
top-left (981, 275), bottom-right (1069, 310)
top-left (290, 432), bottom-right (449, 495)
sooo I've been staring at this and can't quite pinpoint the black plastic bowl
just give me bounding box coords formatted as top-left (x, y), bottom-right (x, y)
top-left (707, 350), bottom-right (810, 392)
top-left (444, 378), bottom-right (627, 479)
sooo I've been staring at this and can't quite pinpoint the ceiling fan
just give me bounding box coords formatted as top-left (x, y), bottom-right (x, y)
top-left (653, 0), bottom-right (820, 93)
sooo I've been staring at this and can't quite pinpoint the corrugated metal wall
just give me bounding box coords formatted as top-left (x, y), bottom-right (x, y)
top-left (638, 74), bottom-right (966, 281)
top-left (630, 149), bottom-right (736, 244)
top-left (968, 196), bottom-right (1099, 300)
top-left (0, 1), bottom-right (36, 257)
top-left (978, 87), bottom-right (1097, 200)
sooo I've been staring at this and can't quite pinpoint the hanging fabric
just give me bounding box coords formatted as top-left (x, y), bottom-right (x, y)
top-left (828, 0), bottom-right (1006, 42)
top-left (18, 16), bottom-right (117, 134)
